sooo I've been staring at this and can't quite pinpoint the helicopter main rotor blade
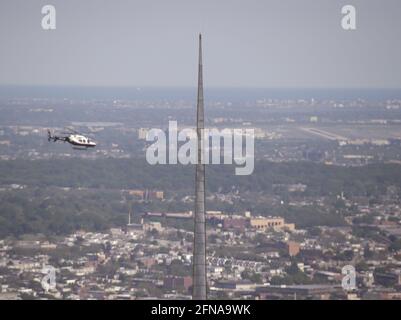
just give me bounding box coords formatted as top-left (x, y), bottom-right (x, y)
top-left (64, 127), bottom-right (81, 135)
top-left (64, 127), bottom-right (95, 137)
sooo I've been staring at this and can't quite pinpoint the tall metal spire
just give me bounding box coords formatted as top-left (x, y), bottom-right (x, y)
top-left (193, 33), bottom-right (207, 300)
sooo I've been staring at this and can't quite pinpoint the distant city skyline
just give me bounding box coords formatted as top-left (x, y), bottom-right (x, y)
top-left (1, 0), bottom-right (401, 88)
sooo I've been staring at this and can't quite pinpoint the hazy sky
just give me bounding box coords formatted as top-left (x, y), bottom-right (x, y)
top-left (1, 0), bottom-right (401, 88)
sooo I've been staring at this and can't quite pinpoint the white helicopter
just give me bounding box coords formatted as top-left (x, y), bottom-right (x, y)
top-left (47, 127), bottom-right (96, 149)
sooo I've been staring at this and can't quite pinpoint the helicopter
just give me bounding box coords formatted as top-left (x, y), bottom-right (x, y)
top-left (47, 127), bottom-right (96, 149)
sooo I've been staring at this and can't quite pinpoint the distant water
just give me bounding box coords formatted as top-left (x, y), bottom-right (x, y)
top-left (1, 85), bottom-right (401, 102)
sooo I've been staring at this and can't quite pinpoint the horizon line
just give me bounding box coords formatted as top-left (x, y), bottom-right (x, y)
top-left (1, 84), bottom-right (401, 90)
